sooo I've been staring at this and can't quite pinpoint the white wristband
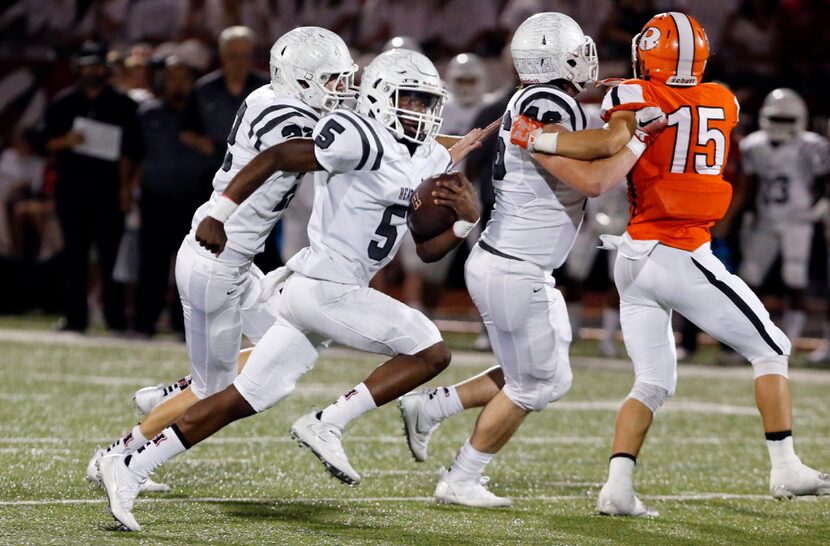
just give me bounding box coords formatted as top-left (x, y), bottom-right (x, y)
top-left (453, 218), bottom-right (479, 238)
top-left (625, 136), bottom-right (646, 158)
top-left (208, 194), bottom-right (238, 223)
top-left (530, 131), bottom-right (558, 155)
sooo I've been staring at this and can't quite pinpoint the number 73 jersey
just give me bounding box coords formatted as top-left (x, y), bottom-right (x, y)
top-left (286, 109), bottom-right (453, 287)
top-left (601, 79), bottom-right (740, 251)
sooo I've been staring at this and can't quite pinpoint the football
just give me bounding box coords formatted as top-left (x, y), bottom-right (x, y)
top-left (407, 172), bottom-right (461, 242)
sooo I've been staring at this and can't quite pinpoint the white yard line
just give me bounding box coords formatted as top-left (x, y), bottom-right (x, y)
top-left (1, 492), bottom-right (815, 507)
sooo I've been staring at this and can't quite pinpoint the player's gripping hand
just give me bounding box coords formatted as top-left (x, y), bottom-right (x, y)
top-left (633, 107), bottom-right (667, 146)
top-left (448, 120), bottom-right (501, 165)
top-left (195, 216), bottom-right (228, 255)
top-left (432, 172), bottom-right (480, 224)
top-left (510, 115), bottom-right (545, 152)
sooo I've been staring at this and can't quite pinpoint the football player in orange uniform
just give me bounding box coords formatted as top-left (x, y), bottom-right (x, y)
top-left (511, 11), bottom-right (829, 516)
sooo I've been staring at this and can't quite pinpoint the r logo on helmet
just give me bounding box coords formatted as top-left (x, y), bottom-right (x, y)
top-left (639, 27), bottom-right (661, 51)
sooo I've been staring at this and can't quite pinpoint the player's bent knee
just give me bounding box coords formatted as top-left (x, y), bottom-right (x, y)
top-left (751, 355), bottom-right (789, 379)
top-left (416, 342), bottom-right (452, 375)
top-left (627, 381), bottom-right (670, 414)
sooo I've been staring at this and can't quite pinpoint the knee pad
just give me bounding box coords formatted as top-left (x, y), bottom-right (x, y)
top-left (751, 355), bottom-right (789, 379)
top-left (627, 381), bottom-right (671, 414)
top-left (504, 366), bottom-right (573, 413)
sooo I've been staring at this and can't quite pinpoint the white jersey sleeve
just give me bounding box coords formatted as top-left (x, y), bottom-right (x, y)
top-left (313, 110), bottom-right (385, 174)
top-left (190, 86), bottom-right (320, 258)
top-left (516, 85), bottom-right (587, 131)
top-left (599, 81), bottom-right (655, 120)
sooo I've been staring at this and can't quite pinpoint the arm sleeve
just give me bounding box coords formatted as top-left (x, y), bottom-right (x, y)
top-left (515, 88), bottom-right (587, 131)
top-left (808, 137), bottom-right (830, 178)
top-left (313, 111), bottom-right (384, 174)
top-left (599, 81), bottom-right (656, 121)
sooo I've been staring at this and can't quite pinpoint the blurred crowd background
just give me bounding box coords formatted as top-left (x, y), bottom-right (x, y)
top-left (0, 0), bottom-right (828, 359)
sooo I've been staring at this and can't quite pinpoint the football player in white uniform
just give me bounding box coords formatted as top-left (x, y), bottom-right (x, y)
top-left (399, 13), bottom-right (666, 507)
top-left (85, 27), bottom-right (357, 489)
top-left (399, 52), bottom-right (489, 315)
top-left (96, 49), bottom-right (494, 531)
top-left (737, 88), bottom-right (830, 345)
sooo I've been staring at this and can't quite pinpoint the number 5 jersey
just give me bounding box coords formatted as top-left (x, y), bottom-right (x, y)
top-left (600, 79), bottom-right (740, 250)
top-left (287, 109), bottom-right (453, 287)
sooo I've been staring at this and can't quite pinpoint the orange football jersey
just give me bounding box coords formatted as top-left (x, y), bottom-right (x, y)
top-left (601, 79), bottom-right (740, 250)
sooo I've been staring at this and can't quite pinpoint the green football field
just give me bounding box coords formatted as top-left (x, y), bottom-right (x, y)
top-left (0, 330), bottom-right (828, 545)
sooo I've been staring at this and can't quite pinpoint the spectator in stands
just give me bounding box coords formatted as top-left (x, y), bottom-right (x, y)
top-left (0, 129), bottom-right (45, 257)
top-left (598, 0), bottom-right (655, 60)
top-left (42, 41), bottom-right (140, 333)
top-left (125, 0), bottom-right (188, 44)
top-left (180, 26), bottom-right (267, 173)
top-left (134, 56), bottom-right (210, 337)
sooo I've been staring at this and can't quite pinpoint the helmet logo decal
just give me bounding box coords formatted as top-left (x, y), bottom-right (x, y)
top-left (639, 27), bottom-right (661, 51)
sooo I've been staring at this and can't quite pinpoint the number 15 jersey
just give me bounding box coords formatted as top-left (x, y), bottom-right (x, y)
top-left (286, 110), bottom-right (453, 287)
top-left (601, 79), bottom-right (739, 250)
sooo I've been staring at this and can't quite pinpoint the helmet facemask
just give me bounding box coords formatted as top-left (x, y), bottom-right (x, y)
top-left (296, 66), bottom-right (357, 112)
top-left (393, 87), bottom-right (446, 144)
top-left (565, 36), bottom-right (598, 91)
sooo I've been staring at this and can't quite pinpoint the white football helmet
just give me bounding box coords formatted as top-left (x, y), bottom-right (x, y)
top-left (446, 53), bottom-right (486, 107)
top-left (357, 49), bottom-right (447, 145)
top-left (510, 12), bottom-right (598, 91)
top-left (759, 88), bottom-right (807, 142)
top-left (269, 27), bottom-right (357, 112)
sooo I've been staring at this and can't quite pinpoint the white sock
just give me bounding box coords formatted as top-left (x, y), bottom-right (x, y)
top-left (568, 303), bottom-right (582, 340)
top-left (422, 386), bottom-right (463, 422)
top-left (105, 424), bottom-right (148, 455)
top-left (319, 382), bottom-right (377, 430)
top-left (783, 310), bottom-right (806, 344)
top-left (606, 455), bottom-right (636, 491)
top-left (447, 439), bottom-right (494, 482)
top-left (766, 435), bottom-right (799, 468)
top-left (602, 308), bottom-right (620, 342)
top-left (124, 425), bottom-right (188, 478)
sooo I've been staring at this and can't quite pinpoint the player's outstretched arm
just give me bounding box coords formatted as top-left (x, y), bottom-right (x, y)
top-left (533, 146), bottom-right (638, 197)
top-left (415, 173), bottom-right (480, 263)
top-left (512, 108), bottom-right (666, 161)
top-left (195, 139), bottom-right (322, 255)
top-left (438, 120), bottom-right (500, 165)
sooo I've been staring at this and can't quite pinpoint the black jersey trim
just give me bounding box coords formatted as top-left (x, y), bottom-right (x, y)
top-left (248, 104), bottom-right (318, 140)
top-left (253, 112), bottom-right (303, 150)
top-left (518, 89), bottom-right (577, 131)
top-left (331, 112), bottom-right (371, 170)
top-left (350, 112), bottom-right (384, 171)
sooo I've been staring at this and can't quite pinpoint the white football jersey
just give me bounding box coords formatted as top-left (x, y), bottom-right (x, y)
top-left (287, 109), bottom-right (453, 286)
top-left (740, 130), bottom-right (830, 223)
top-left (190, 85), bottom-right (319, 258)
top-left (480, 84), bottom-right (588, 270)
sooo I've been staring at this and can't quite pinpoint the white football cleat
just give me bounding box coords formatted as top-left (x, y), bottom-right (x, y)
top-left (435, 469), bottom-right (512, 508)
top-left (770, 463), bottom-right (830, 498)
top-left (807, 344), bottom-right (830, 364)
top-left (399, 389), bottom-right (441, 462)
top-left (289, 411), bottom-right (361, 485)
top-left (86, 446), bottom-right (170, 492)
top-left (597, 483), bottom-right (659, 517)
top-left (99, 454), bottom-right (145, 532)
top-left (133, 384), bottom-right (166, 416)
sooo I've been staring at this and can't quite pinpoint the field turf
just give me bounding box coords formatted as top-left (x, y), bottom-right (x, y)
top-left (0, 331), bottom-right (828, 545)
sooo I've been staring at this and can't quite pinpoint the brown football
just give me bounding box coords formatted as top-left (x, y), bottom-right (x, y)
top-left (407, 172), bottom-right (460, 242)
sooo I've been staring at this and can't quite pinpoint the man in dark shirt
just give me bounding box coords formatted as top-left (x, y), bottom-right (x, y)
top-left (43, 42), bottom-right (140, 333)
top-left (181, 26), bottom-right (269, 172)
top-left (134, 57), bottom-right (213, 337)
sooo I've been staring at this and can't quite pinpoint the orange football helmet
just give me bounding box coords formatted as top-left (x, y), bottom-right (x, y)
top-left (631, 12), bottom-right (709, 86)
